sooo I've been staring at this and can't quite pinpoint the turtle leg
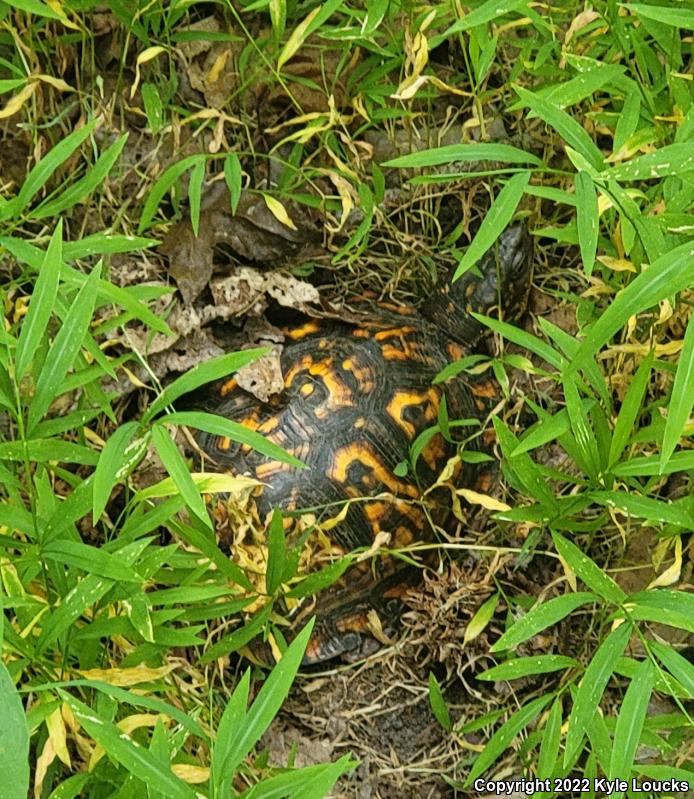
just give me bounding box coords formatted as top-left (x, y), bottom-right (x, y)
top-left (299, 565), bottom-right (422, 666)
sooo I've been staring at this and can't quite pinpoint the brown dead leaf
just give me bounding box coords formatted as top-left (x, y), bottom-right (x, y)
top-left (161, 184), bottom-right (323, 303)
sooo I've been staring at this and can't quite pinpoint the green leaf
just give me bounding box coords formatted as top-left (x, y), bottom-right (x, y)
top-left (151, 425), bottom-right (210, 528)
top-left (224, 152), bottom-right (243, 214)
top-left (211, 669), bottom-right (251, 797)
top-left (0, 661), bottom-right (29, 799)
top-left (383, 143), bottom-right (541, 169)
top-left (188, 158), bottom-right (205, 237)
top-left (565, 240), bottom-right (694, 375)
top-left (14, 221), bottom-right (62, 381)
top-left (217, 619), bottom-right (315, 779)
top-left (58, 692), bottom-right (196, 799)
top-left (239, 756), bottom-right (356, 799)
top-left (139, 154), bottom-right (207, 232)
top-left (605, 142), bottom-right (694, 181)
top-left (537, 696), bottom-right (563, 780)
top-left (590, 491), bottom-right (694, 529)
top-left (564, 622), bottom-right (632, 767)
top-left (477, 655), bottom-right (579, 681)
top-left (552, 532), bottom-right (627, 604)
top-left (562, 374), bottom-right (601, 478)
top-left (650, 640), bottom-right (694, 698)
top-left (0, 439), bottom-right (97, 465)
top-left (575, 171), bottom-right (599, 276)
top-left (265, 508), bottom-right (286, 595)
top-left (162, 411), bottom-right (305, 468)
top-left (491, 592), bottom-right (598, 652)
top-left (435, 0), bottom-right (529, 41)
top-left (609, 658), bottom-right (655, 784)
top-left (92, 421), bottom-right (140, 523)
top-left (661, 313), bottom-right (694, 471)
top-left (42, 540), bottom-right (141, 582)
top-left (27, 264), bottom-right (101, 434)
top-left (285, 555), bottom-right (354, 598)
top-left (613, 89), bottom-right (641, 154)
top-left (200, 603), bottom-right (272, 664)
top-left (428, 672), bottom-right (452, 731)
top-left (31, 133), bottom-right (129, 219)
top-left (608, 351), bottom-right (654, 468)
top-left (625, 589), bottom-right (694, 634)
top-left (513, 85), bottom-right (604, 171)
top-left (613, 450), bottom-right (694, 476)
top-left (453, 171), bottom-right (530, 280)
top-left (0, 119), bottom-right (97, 221)
top-left (143, 348), bottom-right (268, 423)
top-left (625, 4), bottom-right (694, 30)
top-left (466, 694), bottom-right (552, 785)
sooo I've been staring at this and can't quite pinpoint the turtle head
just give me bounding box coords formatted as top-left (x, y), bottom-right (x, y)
top-left (422, 223), bottom-right (533, 344)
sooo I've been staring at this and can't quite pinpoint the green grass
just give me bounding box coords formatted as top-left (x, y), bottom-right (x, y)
top-left (0, 0), bottom-right (693, 796)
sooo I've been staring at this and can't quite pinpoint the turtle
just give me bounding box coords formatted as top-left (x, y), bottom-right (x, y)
top-left (185, 223), bottom-right (534, 663)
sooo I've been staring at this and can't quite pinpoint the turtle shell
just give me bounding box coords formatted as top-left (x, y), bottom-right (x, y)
top-left (191, 307), bottom-right (492, 554)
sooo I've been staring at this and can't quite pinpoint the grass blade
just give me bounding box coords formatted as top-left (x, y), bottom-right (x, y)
top-left (31, 133), bottom-right (129, 219)
top-left (163, 411), bottom-right (305, 468)
top-left (143, 348), bottom-right (268, 423)
top-left (265, 508), bottom-right (286, 595)
top-left (0, 661), bottom-right (29, 799)
top-left (650, 640), bottom-right (694, 698)
top-left (490, 592), bottom-right (598, 652)
top-left (609, 658), bottom-right (654, 784)
top-left (575, 171), bottom-right (599, 276)
top-left (514, 85), bottom-right (604, 171)
top-left (384, 142), bottom-right (541, 169)
top-left (552, 532), bottom-right (626, 604)
top-left (564, 622), bottom-right (632, 767)
top-left (565, 240), bottom-right (694, 376)
top-left (660, 312), bottom-right (694, 471)
top-left (15, 221), bottom-right (62, 380)
top-left (217, 619), bottom-right (315, 778)
top-left (477, 655), bottom-right (579, 681)
top-left (27, 264), bottom-right (101, 433)
top-left (188, 158), bottom-right (205, 237)
top-left (58, 692), bottom-right (196, 799)
top-left (92, 420), bottom-right (139, 523)
top-left (608, 351), bottom-right (654, 468)
top-left (453, 171), bottom-right (530, 280)
top-left (138, 154), bottom-right (207, 232)
top-left (211, 669), bottom-right (250, 797)
top-left (1, 119), bottom-right (97, 220)
top-left (466, 694), bottom-right (552, 785)
top-left (151, 425), bottom-right (210, 528)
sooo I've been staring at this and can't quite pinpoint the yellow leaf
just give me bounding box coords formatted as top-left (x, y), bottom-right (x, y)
top-left (596, 255), bottom-right (636, 273)
top-left (173, 764), bottom-right (210, 783)
top-left (77, 664), bottom-right (176, 686)
top-left (262, 194), bottom-right (298, 230)
top-left (36, 74), bottom-right (75, 92)
top-left (647, 535), bottom-right (682, 589)
top-left (130, 46), bottom-right (166, 99)
top-left (34, 738), bottom-right (56, 799)
top-left (45, 0), bottom-right (81, 29)
top-left (207, 49), bottom-right (230, 84)
top-left (278, 5), bottom-right (321, 70)
top-left (268, 631), bottom-right (283, 663)
top-left (137, 472), bottom-right (260, 501)
top-left (366, 608), bottom-right (394, 645)
top-left (324, 171), bottom-right (354, 233)
top-left (556, 552), bottom-right (578, 592)
top-left (46, 707), bottom-right (71, 767)
top-left (463, 592), bottom-right (499, 646)
top-left (457, 489), bottom-right (510, 512)
top-left (0, 82), bottom-right (37, 119)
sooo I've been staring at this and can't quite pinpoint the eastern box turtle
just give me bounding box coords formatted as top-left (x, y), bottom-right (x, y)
top-left (186, 223), bottom-right (533, 662)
